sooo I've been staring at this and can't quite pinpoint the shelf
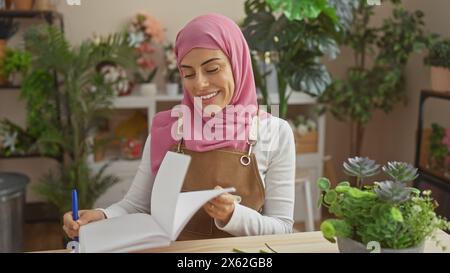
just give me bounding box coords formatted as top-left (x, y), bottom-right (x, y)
top-left (89, 158), bottom-right (140, 172)
top-left (418, 167), bottom-right (450, 189)
top-left (0, 10), bottom-right (62, 19)
top-left (112, 92), bottom-right (316, 109)
top-left (113, 94), bottom-right (183, 109)
top-left (0, 84), bottom-right (20, 90)
top-left (113, 95), bottom-right (152, 109)
top-left (0, 10), bottom-right (64, 31)
top-left (421, 90), bottom-right (450, 100)
top-left (265, 92), bottom-right (317, 105)
top-left (0, 153), bottom-right (61, 161)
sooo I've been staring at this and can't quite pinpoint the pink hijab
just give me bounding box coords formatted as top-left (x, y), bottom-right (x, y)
top-left (150, 13), bottom-right (263, 175)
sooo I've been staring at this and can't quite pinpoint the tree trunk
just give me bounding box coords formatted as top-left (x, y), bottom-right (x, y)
top-left (350, 121), bottom-right (366, 157)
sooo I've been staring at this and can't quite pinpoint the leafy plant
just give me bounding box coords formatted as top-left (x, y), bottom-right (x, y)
top-left (318, 157), bottom-right (450, 250)
top-left (0, 119), bottom-right (38, 156)
top-left (343, 156), bottom-right (379, 188)
top-left (428, 123), bottom-right (449, 171)
top-left (424, 38), bottom-right (450, 69)
top-left (0, 48), bottom-right (32, 79)
top-left (318, 0), bottom-right (430, 156)
top-left (241, 0), bottom-right (359, 118)
top-left (11, 26), bottom-right (135, 213)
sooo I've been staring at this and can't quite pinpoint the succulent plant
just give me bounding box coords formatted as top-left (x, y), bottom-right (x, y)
top-left (374, 180), bottom-right (419, 204)
top-left (343, 157), bottom-right (380, 188)
top-left (382, 161), bottom-right (418, 183)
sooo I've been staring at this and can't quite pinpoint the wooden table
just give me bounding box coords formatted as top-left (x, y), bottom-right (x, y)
top-left (143, 230), bottom-right (450, 253)
top-left (38, 230), bottom-right (450, 253)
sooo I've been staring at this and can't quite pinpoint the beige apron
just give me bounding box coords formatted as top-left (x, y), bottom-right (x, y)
top-left (172, 115), bottom-right (265, 241)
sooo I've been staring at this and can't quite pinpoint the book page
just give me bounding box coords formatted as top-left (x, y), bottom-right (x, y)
top-left (79, 213), bottom-right (168, 253)
top-left (171, 187), bottom-right (236, 240)
top-left (151, 151), bottom-right (191, 235)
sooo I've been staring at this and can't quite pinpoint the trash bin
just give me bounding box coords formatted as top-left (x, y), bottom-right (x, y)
top-left (0, 172), bottom-right (29, 252)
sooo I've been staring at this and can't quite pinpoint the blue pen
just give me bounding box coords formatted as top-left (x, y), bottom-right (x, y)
top-left (72, 189), bottom-right (79, 242)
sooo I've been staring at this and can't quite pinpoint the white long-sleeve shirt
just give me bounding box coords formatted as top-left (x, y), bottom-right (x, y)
top-left (101, 115), bottom-right (296, 236)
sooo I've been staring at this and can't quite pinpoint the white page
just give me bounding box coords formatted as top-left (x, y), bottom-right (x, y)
top-left (151, 151), bottom-right (191, 235)
top-left (79, 213), bottom-right (168, 253)
top-left (171, 187), bottom-right (236, 240)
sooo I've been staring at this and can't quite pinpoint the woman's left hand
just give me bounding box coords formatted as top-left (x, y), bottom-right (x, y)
top-left (203, 186), bottom-right (236, 225)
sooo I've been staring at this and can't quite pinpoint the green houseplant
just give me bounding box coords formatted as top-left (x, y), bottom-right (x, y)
top-left (0, 47), bottom-right (32, 85)
top-left (0, 18), bottom-right (19, 84)
top-left (424, 38), bottom-right (450, 91)
top-left (428, 123), bottom-right (450, 173)
top-left (10, 26), bottom-right (135, 214)
top-left (241, 0), bottom-right (359, 118)
top-left (317, 157), bottom-right (450, 253)
top-left (319, 0), bottom-right (430, 156)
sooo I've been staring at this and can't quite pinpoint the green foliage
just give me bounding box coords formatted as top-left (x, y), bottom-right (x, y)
top-left (0, 48), bottom-right (32, 77)
top-left (374, 180), bottom-right (417, 204)
top-left (14, 26), bottom-right (134, 214)
top-left (318, 0), bottom-right (430, 155)
top-left (0, 119), bottom-right (37, 156)
top-left (318, 157), bottom-right (450, 249)
top-left (429, 123), bottom-right (449, 170)
top-left (382, 161), bottom-right (418, 182)
top-left (265, 0), bottom-right (337, 22)
top-left (33, 161), bottom-right (119, 212)
top-left (241, 0), bottom-right (358, 118)
top-left (424, 38), bottom-right (450, 69)
top-left (343, 156), bottom-right (380, 188)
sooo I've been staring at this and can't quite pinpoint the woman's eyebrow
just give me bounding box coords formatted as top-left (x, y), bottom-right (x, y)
top-left (180, 58), bottom-right (221, 68)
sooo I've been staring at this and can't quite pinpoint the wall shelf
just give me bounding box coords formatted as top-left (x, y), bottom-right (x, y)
top-left (414, 89), bottom-right (450, 219)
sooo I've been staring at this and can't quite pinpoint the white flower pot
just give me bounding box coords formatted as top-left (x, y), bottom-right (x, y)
top-left (139, 83), bottom-right (157, 96)
top-left (166, 83), bottom-right (179, 96)
top-left (337, 237), bottom-right (425, 253)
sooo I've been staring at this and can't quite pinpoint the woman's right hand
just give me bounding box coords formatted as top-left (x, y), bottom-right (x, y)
top-left (63, 209), bottom-right (106, 239)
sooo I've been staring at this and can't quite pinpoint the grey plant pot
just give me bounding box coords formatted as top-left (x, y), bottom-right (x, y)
top-left (337, 237), bottom-right (425, 253)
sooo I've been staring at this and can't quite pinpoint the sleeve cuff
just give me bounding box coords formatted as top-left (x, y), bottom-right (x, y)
top-left (214, 203), bottom-right (245, 232)
top-left (94, 208), bottom-right (108, 219)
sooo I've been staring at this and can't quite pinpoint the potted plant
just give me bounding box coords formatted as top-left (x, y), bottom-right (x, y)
top-left (127, 11), bottom-right (165, 96)
top-left (317, 157), bottom-right (450, 253)
top-left (427, 123), bottom-right (450, 174)
top-left (3, 25), bottom-right (135, 214)
top-left (0, 47), bottom-right (32, 86)
top-left (288, 115), bottom-right (318, 154)
top-left (424, 38), bottom-right (450, 92)
top-left (164, 42), bottom-right (180, 96)
top-left (12, 0), bottom-right (33, 10)
top-left (319, 0), bottom-right (430, 157)
top-left (0, 18), bottom-right (18, 85)
top-left (241, 0), bottom-right (359, 118)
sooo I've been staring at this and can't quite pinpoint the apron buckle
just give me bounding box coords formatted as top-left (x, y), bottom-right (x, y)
top-left (240, 140), bottom-right (256, 166)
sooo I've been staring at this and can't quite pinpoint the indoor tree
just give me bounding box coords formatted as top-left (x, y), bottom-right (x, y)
top-left (318, 0), bottom-right (430, 156)
top-left (241, 0), bottom-right (358, 118)
top-left (18, 26), bottom-right (135, 213)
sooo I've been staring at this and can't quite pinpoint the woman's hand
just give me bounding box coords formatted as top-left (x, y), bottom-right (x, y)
top-left (62, 209), bottom-right (105, 239)
top-left (203, 186), bottom-right (236, 225)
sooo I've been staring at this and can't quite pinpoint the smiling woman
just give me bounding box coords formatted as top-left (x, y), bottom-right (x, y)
top-left (180, 48), bottom-right (235, 112)
top-left (62, 13), bottom-right (296, 243)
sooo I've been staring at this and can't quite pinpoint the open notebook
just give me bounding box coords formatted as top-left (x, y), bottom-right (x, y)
top-left (79, 151), bottom-right (235, 253)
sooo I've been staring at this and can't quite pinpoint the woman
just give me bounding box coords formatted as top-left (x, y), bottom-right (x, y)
top-left (63, 13), bottom-right (295, 241)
